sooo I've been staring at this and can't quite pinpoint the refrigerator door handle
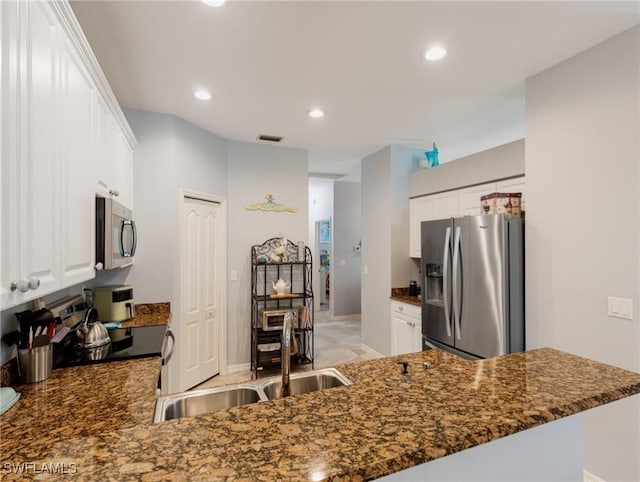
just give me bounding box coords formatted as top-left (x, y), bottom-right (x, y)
top-left (452, 226), bottom-right (462, 340)
top-left (442, 226), bottom-right (452, 338)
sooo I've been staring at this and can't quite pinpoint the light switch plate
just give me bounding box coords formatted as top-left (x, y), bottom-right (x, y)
top-left (608, 296), bottom-right (633, 320)
top-left (230, 270), bottom-right (238, 281)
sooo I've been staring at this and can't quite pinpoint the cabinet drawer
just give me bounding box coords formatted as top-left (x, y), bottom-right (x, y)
top-left (390, 301), bottom-right (421, 319)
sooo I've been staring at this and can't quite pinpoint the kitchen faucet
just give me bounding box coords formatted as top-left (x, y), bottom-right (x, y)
top-left (280, 312), bottom-right (294, 398)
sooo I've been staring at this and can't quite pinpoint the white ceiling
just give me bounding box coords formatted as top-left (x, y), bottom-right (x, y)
top-left (71, 1), bottom-right (639, 181)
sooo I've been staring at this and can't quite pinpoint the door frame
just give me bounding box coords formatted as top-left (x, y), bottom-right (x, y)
top-left (175, 189), bottom-right (227, 392)
top-left (314, 218), bottom-right (332, 316)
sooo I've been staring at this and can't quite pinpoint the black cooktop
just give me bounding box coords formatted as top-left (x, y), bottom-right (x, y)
top-left (53, 324), bottom-right (166, 369)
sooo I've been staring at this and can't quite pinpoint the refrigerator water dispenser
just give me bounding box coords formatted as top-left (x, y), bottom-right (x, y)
top-left (425, 263), bottom-right (443, 302)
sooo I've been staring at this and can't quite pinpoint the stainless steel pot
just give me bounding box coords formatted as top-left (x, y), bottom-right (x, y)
top-left (75, 307), bottom-right (111, 349)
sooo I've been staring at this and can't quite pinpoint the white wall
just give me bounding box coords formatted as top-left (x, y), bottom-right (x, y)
top-left (525, 26), bottom-right (640, 482)
top-left (123, 110), bottom-right (176, 303)
top-left (308, 180), bottom-right (334, 245)
top-left (0, 109), bottom-right (229, 369)
top-left (227, 141), bottom-right (308, 367)
top-left (409, 139), bottom-right (525, 198)
top-left (308, 179), bottom-right (333, 309)
top-left (390, 146), bottom-right (422, 288)
top-left (361, 145), bottom-right (423, 355)
top-left (124, 109), bottom-right (227, 304)
top-left (124, 109), bottom-right (227, 392)
top-left (362, 147), bottom-right (392, 355)
top-left (333, 181), bottom-right (361, 317)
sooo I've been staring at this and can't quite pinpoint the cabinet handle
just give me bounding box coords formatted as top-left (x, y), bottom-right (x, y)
top-left (10, 278), bottom-right (40, 293)
top-left (10, 280), bottom-right (25, 292)
top-left (109, 189), bottom-right (119, 197)
top-left (398, 306), bottom-right (403, 312)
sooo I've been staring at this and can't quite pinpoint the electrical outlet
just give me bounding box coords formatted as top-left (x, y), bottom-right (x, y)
top-left (608, 296), bottom-right (633, 320)
top-left (230, 270), bottom-right (238, 281)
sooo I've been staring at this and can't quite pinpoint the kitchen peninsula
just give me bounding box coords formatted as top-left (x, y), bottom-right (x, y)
top-left (1, 348), bottom-right (639, 480)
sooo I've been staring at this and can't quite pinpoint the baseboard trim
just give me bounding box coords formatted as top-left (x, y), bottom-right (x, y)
top-left (330, 313), bottom-right (361, 321)
top-left (226, 363), bottom-right (251, 374)
top-left (360, 343), bottom-right (384, 358)
top-left (583, 470), bottom-right (606, 482)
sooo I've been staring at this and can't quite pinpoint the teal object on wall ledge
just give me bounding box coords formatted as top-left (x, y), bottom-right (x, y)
top-left (424, 143), bottom-right (440, 168)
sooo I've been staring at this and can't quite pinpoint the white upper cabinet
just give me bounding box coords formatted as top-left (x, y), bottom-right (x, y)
top-left (409, 197), bottom-right (434, 258)
top-left (459, 182), bottom-right (497, 216)
top-left (496, 177), bottom-right (526, 212)
top-left (1, 0), bottom-right (136, 310)
top-left (432, 190), bottom-right (459, 219)
top-left (1, 1), bottom-right (62, 308)
top-left (59, 31), bottom-right (97, 287)
top-left (409, 191), bottom-right (459, 258)
top-left (409, 177), bottom-right (525, 258)
top-left (113, 128), bottom-right (134, 209)
top-left (96, 95), bottom-right (134, 208)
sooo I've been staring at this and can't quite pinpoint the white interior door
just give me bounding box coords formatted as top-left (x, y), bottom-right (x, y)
top-left (180, 197), bottom-right (220, 390)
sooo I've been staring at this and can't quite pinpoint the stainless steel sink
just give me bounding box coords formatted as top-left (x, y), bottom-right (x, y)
top-left (260, 368), bottom-right (352, 400)
top-left (154, 385), bottom-right (264, 423)
top-left (153, 368), bottom-right (352, 423)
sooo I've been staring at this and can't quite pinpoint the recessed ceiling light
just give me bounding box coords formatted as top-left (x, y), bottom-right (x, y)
top-left (202, 0), bottom-right (226, 6)
top-left (424, 46), bottom-right (447, 61)
top-left (308, 108), bottom-right (325, 119)
top-left (194, 89), bottom-right (212, 101)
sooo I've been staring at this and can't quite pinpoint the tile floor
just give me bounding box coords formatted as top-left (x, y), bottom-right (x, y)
top-left (195, 309), bottom-right (379, 390)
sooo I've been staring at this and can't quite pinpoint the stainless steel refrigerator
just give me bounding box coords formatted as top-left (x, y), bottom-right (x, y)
top-left (421, 214), bottom-right (524, 360)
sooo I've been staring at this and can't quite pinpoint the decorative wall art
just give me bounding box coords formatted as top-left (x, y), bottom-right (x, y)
top-left (319, 220), bottom-right (331, 244)
top-left (245, 193), bottom-right (298, 213)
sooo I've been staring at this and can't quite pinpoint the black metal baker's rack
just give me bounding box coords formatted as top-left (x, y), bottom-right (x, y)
top-left (250, 238), bottom-right (314, 378)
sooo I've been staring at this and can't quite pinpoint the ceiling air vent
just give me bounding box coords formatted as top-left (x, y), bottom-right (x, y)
top-left (257, 134), bottom-right (283, 143)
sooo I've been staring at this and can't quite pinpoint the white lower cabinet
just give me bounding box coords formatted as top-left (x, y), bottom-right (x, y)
top-left (390, 301), bottom-right (422, 356)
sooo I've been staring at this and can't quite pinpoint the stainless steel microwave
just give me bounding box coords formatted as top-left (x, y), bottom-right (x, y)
top-left (260, 308), bottom-right (298, 331)
top-left (95, 197), bottom-right (137, 270)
